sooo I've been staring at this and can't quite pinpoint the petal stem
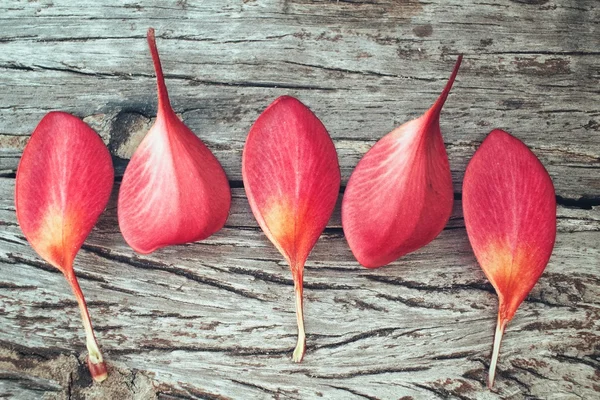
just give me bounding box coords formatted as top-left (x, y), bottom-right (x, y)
top-left (68, 273), bottom-right (107, 382)
top-left (292, 280), bottom-right (306, 363)
top-left (488, 314), bottom-right (508, 388)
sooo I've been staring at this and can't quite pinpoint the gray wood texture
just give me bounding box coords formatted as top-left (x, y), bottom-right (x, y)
top-left (0, 0), bottom-right (599, 399)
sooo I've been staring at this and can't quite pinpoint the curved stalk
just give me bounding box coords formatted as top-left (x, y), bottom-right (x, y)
top-left (426, 55), bottom-right (463, 123)
top-left (488, 315), bottom-right (508, 388)
top-left (67, 273), bottom-right (107, 382)
top-left (146, 28), bottom-right (171, 112)
top-left (292, 279), bottom-right (306, 363)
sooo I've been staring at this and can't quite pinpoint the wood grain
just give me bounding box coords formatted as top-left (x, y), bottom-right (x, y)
top-left (0, 0), bottom-right (599, 399)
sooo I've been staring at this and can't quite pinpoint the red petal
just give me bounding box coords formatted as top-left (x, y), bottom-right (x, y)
top-left (342, 56), bottom-right (462, 268)
top-left (15, 111), bottom-right (113, 380)
top-left (15, 112), bottom-right (114, 272)
top-left (243, 96), bottom-right (341, 269)
top-left (463, 129), bottom-right (556, 322)
top-left (462, 129), bottom-right (556, 387)
top-left (242, 96), bottom-right (341, 361)
top-left (118, 29), bottom-right (231, 254)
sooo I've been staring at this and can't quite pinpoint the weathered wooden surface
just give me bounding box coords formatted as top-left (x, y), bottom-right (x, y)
top-left (1, 0), bottom-right (599, 399)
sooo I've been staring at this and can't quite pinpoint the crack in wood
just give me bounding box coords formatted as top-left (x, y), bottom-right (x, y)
top-left (112, 343), bottom-right (292, 357)
top-left (461, 367), bottom-right (487, 387)
top-left (481, 50), bottom-right (600, 56)
top-left (510, 361), bottom-right (555, 381)
top-left (473, 357), bottom-right (531, 392)
top-left (281, 60), bottom-right (438, 81)
top-left (0, 371), bottom-right (62, 392)
top-left (376, 293), bottom-right (465, 312)
top-left (0, 339), bottom-right (69, 361)
top-left (312, 327), bottom-right (408, 350)
top-left (99, 283), bottom-right (139, 295)
top-left (556, 195), bottom-right (600, 210)
top-left (553, 353), bottom-right (600, 369)
top-left (0, 63), bottom-right (341, 91)
top-left (0, 281), bottom-right (36, 290)
top-left (412, 382), bottom-right (471, 400)
top-left (327, 385), bottom-right (380, 400)
top-left (226, 266), bottom-right (355, 290)
top-left (433, 350), bottom-right (479, 360)
top-left (2, 176), bottom-right (599, 211)
top-left (304, 365), bottom-right (431, 380)
top-left (364, 275), bottom-right (495, 294)
top-left (132, 311), bottom-right (204, 320)
top-left (178, 383), bottom-right (232, 400)
top-left (30, 298), bottom-right (119, 309)
top-left (81, 244), bottom-right (264, 301)
top-left (229, 379), bottom-right (283, 397)
top-left (3, 252), bottom-right (60, 274)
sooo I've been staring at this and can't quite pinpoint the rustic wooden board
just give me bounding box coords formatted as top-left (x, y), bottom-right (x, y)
top-left (1, 179), bottom-right (599, 399)
top-left (1, 0), bottom-right (599, 399)
top-left (1, 0), bottom-right (599, 198)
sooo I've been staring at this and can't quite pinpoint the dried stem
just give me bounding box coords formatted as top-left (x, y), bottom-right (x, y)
top-left (67, 273), bottom-right (107, 382)
top-left (488, 314), bottom-right (508, 388)
top-left (292, 279), bottom-right (306, 363)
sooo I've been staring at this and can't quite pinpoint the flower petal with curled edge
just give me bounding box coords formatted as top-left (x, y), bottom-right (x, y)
top-left (118, 28), bottom-right (231, 254)
top-left (15, 111), bottom-right (114, 382)
top-left (342, 56), bottom-right (462, 268)
top-left (463, 129), bottom-right (556, 388)
top-left (242, 96), bottom-right (341, 362)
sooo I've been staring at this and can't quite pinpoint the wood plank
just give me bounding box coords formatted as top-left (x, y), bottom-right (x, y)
top-left (1, 0), bottom-right (599, 398)
top-left (0, 1), bottom-right (598, 198)
top-left (1, 177), bottom-right (599, 399)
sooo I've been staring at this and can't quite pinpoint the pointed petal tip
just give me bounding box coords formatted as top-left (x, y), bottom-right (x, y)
top-left (273, 95), bottom-right (297, 103)
top-left (146, 27), bottom-right (157, 53)
top-left (483, 129), bottom-right (537, 147)
top-left (429, 54), bottom-right (463, 117)
top-left (34, 111), bottom-right (97, 131)
top-left (146, 27), bottom-right (170, 111)
top-left (262, 95), bottom-right (306, 116)
top-left (487, 128), bottom-right (511, 140)
top-left (478, 128), bottom-right (555, 186)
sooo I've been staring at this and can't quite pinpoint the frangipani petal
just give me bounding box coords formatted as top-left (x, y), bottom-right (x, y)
top-left (342, 56), bottom-right (462, 268)
top-left (242, 96), bottom-right (341, 362)
top-left (463, 129), bottom-right (556, 387)
top-left (118, 28), bottom-right (231, 254)
top-left (15, 111), bottom-right (114, 382)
